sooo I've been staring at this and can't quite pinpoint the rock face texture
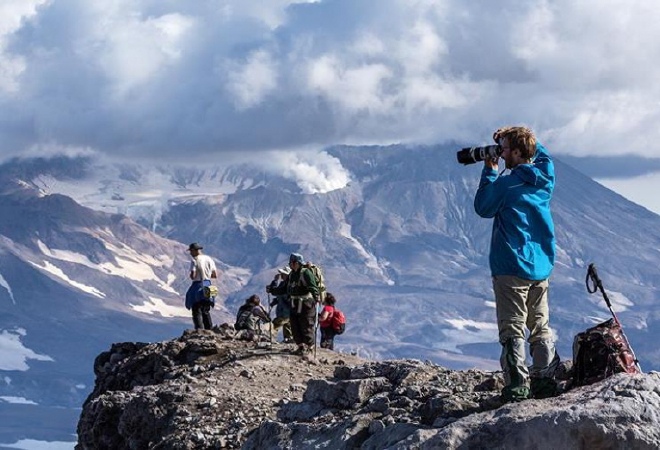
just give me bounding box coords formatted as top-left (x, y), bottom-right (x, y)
top-left (77, 327), bottom-right (660, 449)
top-left (76, 326), bottom-right (365, 449)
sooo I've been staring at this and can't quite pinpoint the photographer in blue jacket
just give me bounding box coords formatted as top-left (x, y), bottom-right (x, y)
top-left (474, 126), bottom-right (560, 402)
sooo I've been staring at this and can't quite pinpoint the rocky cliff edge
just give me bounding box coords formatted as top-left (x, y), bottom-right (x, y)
top-left (76, 327), bottom-right (660, 449)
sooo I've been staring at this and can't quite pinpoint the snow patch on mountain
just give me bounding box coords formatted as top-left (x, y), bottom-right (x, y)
top-left (234, 213), bottom-right (270, 243)
top-left (130, 297), bottom-right (189, 318)
top-left (445, 318), bottom-right (498, 332)
top-left (436, 318), bottom-right (498, 353)
top-left (36, 239), bottom-right (179, 295)
top-left (0, 273), bottom-right (15, 304)
top-left (2, 439), bottom-right (76, 450)
top-left (0, 328), bottom-right (54, 371)
top-left (0, 396), bottom-right (37, 405)
top-left (98, 240), bottom-right (178, 293)
top-left (338, 221), bottom-right (393, 284)
top-left (36, 240), bottom-right (96, 267)
top-left (587, 290), bottom-right (634, 314)
top-left (30, 260), bottom-right (105, 298)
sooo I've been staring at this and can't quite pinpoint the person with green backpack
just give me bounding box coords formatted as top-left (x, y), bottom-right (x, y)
top-left (268, 253), bottom-right (318, 356)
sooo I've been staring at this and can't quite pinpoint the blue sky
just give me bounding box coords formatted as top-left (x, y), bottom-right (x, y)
top-left (1, 0), bottom-right (658, 210)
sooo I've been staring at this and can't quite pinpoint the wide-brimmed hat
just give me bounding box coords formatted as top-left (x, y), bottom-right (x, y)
top-left (188, 242), bottom-right (203, 251)
top-left (277, 266), bottom-right (291, 275)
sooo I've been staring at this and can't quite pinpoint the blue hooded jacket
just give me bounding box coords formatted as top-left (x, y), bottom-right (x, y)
top-left (474, 142), bottom-right (555, 280)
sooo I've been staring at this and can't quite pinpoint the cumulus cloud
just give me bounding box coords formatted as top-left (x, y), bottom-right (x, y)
top-left (226, 50), bottom-right (278, 110)
top-left (1, 0), bottom-right (660, 160)
top-left (0, 0), bottom-right (48, 92)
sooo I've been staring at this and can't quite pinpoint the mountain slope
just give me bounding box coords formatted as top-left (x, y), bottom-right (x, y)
top-left (0, 178), bottom-right (240, 445)
top-left (146, 145), bottom-right (660, 368)
top-left (2, 144), bottom-right (660, 444)
top-left (15, 145), bottom-right (658, 368)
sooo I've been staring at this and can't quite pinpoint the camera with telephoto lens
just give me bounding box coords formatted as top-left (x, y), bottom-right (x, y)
top-left (456, 144), bottom-right (503, 165)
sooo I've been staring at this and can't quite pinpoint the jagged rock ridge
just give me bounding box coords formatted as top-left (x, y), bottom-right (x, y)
top-left (77, 329), bottom-right (660, 449)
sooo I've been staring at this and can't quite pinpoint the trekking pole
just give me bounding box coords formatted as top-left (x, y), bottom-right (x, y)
top-left (586, 263), bottom-right (642, 372)
top-left (313, 299), bottom-right (319, 359)
top-left (586, 263), bottom-right (619, 322)
top-left (267, 291), bottom-right (273, 346)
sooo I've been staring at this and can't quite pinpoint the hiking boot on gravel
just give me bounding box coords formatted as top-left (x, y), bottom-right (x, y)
top-left (531, 377), bottom-right (558, 399)
top-left (293, 345), bottom-right (305, 355)
top-left (296, 345), bottom-right (313, 357)
top-left (501, 385), bottom-right (530, 403)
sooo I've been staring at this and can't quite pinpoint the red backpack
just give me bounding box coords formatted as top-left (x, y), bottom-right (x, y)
top-left (331, 308), bottom-right (346, 334)
top-left (573, 264), bottom-right (641, 387)
top-left (572, 318), bottom-right (639, 387)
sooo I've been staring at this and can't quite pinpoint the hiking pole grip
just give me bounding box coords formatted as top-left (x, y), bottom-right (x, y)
top-left (586, 263), bottom-right (618, 321)
top-left (586, 263), bottom-right (602, 293)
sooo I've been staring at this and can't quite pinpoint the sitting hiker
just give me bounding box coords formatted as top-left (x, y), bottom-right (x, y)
top-left (234, 295), bottom-right (271, 340)
top-left (269, 253), bottom-right (318, 356)
top-left (319, 293), bottom-right (338, 350)
top-left (268, 266), bottom-right (294, 343)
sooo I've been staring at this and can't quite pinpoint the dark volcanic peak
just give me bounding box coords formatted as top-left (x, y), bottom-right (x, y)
top-left (76, 328), bottom-right (660, 449)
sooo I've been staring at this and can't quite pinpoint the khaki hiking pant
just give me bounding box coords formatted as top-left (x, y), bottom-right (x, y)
top-left (493, 275), bottom-right (557, 386)
top-left (272, 317), bottom-right (293, 341)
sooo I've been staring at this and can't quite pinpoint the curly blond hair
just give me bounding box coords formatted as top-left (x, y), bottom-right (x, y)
top-left (498, 126), bottom-right (536, 160)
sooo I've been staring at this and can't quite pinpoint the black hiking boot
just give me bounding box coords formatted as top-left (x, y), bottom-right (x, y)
top-left (531, 377), bottom-right (558, 399)
top-left (293, 345), bottom-right (305, 355)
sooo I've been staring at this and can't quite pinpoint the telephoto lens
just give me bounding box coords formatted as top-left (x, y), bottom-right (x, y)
top-left (456, 144), bottom-right (502, 165)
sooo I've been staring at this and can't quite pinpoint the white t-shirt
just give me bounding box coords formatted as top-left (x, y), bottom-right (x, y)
top-left (190, 254), bottom-right (217, 281)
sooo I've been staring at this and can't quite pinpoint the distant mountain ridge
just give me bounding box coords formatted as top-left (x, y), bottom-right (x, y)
top-left (0, 175), bottom-right (236, 444)
top-left (1, 144), bottom-right (660, 445)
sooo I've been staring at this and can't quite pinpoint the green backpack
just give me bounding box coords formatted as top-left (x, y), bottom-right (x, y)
top-left (303, 262), bottom-right (326, 302)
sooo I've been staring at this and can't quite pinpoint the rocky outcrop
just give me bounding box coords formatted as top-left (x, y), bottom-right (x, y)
top-left (77, 327), bottom-right (660, 449)
top-left (247, 363), bottom-right (660, 449)
top-left (76, 325), bottom-right (365, 449)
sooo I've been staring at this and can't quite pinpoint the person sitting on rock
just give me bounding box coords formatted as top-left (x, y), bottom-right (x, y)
top-left (234, 295), bottom-right (271, 341)
top-left (268, 266), bottom-right (294, 343)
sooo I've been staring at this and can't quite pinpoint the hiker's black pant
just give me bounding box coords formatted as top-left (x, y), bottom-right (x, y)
top-left (320, 326), bottom-right (335, 350)
top-left (192, 300), bottom-right (214, 330)
top-left (290, 298), bottom-right (315, 346)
